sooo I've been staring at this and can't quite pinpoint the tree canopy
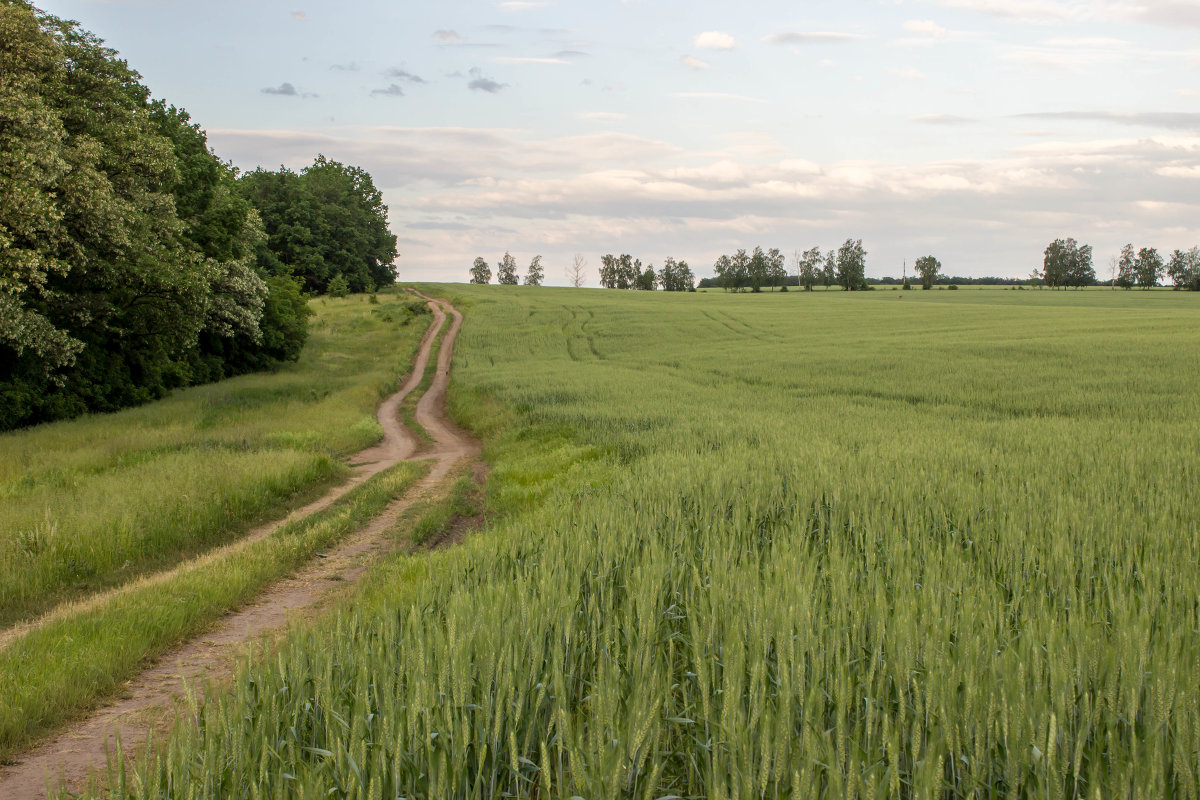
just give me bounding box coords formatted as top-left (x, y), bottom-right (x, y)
top-left (1042, 238), bottom-right (1095, 288)
top-left (0, 2), bottom-right (391, 429)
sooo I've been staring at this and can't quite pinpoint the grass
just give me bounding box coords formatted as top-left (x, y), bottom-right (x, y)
top-left (0, 290), bottom-right (430, 630)
top-left (0, 459), bottom-right (429, 763)
top-left (79, 285), bottom-right (1200, 798)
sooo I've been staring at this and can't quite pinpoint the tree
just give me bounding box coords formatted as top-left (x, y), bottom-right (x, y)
top-left (766, 248), bottom-right (787, 291)
top-left (327, 273), bottom-right (350, 297)
top-left (730, 249), bottom-right (750, 292)
top-left (240, 156), bottom-right (398, 295)
top-left (748, 247), bottom-right (768, 292)
top-left (914, 255), bottom-right (941, 290)
top-left (1042, 238), bottom-right (1094, 288)
top-left (636, 264), bottom-right (657, 291)
top-left (496, 251), bottom-right (519, 285)
top-left (796, 247), bottom-right (821, 291)
top-left (1116, 244), bottom-right (1136, 289)
top-left (469, 257), bottom-right (491, 284)
top-left (822, 250), bottom-right (837, 290)
top-left (713, 254), bottom-right (733, 291)
top-left (566, 253), bottom-right (587, 288)
top-left (1167, 247), bottom-right (1200, 290)
top-left (659, 257), bottom-right (695, 292)
top-left (836, 239), bottom-right (867, 291)
top-left (524, 255), bottom-right (544, 286)
top-left (1135, 247), bottom-right (1163, 288)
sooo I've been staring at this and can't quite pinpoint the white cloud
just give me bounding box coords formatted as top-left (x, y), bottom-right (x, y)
top-left (680, 55), bottom-right (710, 70)
top-left (290, 10), bottom-right (306, 20)
top-left (889, 67), bottom-right (926, 80)
top-left (1156, 165), bottom-right (1200, 178)
top-left (497, 0), bottom-right (552, 10)
top-left (578, 111), bottom-right (628, 121)
top-left (762, 31), bottom-right (867, 45)
top-left (694, 31), bottom-right (736, 50)
top-left (902, 20), bottom-right (948, 37)
top-left (494, 56), bottom-right (570, 64)
top-left (671, 92), bottom-right (766, 103)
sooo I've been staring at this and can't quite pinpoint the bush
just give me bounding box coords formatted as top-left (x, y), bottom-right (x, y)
top-left (327, 274), bottom-right (350, 298)
top-left (948, 284), bottom-right (959, 290)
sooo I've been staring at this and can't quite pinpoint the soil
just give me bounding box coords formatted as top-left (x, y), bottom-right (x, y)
top-left (0, 293), bottom-right (480, 800)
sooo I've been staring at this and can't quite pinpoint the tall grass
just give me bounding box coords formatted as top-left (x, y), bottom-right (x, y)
top-left (89, 286), bottom-right (1200, 798)
top-left (0, 292), bottom-right (428, 628)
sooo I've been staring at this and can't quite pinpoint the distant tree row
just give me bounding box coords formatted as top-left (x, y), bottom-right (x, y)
top-left (713, 247), bottom-right (787, 292)
top-left (599, 255), bottom-right (695, 291)
top-left (469, 253), bottom-right (545, 286)
top-left (1113, 244), bottom-right (1200, 290)
top-left (792, 240), bottom-right (869, 292)
top-left (0, 3), bottom-right (396, 430)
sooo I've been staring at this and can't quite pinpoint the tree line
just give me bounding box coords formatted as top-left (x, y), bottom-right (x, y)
top-left (0, 1), bottom-right (397, 430)
top-left (468, 253), bottom-right (697, 291)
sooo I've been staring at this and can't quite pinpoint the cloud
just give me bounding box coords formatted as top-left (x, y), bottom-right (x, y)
top-left (467, 67), bottom-right (508, 93)
top-left (762, 31), bottom-right (867, 45)
top-left (920, 0), bottom-right (1200, 28)
top-left (498, 0), bottom-right (551, 10)
top-left (680, 55), bottom-right (710, 69)
top-left (385, 68), bottom-right (427, 83)
top-left (889, 67), bottom-right (926, 80)
top-left (434, 29), bottom-right (465, 42)
top-left (290, 11), bottom-right (306, 20)
top-left (331, 62), bottom-right (360, 72)
top-left (912, 114), bottom-right (978, 124)
top-left (578, 111), bottom-right (628, 121)
top-left (1015, 111), bottom-right (1200, 130)
top-left (371, 84), bottom-right (406, 97)
top-left (694, 31), bottom-right (736, 50)
top-left (206, 124), bottom-right (1200, 282)
top-left (494, 56), bottom-right (570, 64)
top-left (552, 50), bottom-right (590, 59)
top-left (671, 92), bottom-right (766, 103)
top-left (903, 20), bottom-right (949, 37)
top-left (261, 82), bottom-right (305, 96)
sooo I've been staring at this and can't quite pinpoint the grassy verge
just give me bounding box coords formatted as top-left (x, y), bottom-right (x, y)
top-left (0, 290), bottom-right (430, 630)
top-left (0, 459), bottom-right (429, 763)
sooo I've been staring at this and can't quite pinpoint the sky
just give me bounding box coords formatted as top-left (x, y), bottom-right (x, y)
top-left (37, 0), bottom-right (1200, 284)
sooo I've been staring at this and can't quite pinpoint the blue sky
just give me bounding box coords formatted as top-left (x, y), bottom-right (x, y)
top-left (39, 0), bottom-right (1200, 283)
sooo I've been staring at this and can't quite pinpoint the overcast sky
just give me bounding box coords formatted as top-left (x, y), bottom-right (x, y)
top-left (38, 0), bottom-right (1200, 283)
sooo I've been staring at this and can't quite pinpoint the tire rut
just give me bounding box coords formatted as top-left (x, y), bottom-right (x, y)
top-left (0, 292), bottom-right (480, 800)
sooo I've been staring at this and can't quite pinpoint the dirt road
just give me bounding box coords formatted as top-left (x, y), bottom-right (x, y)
top-left (0, 292), bottom-right (479, 799)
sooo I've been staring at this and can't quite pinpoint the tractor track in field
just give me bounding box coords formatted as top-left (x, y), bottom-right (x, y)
top-left (0, 292), bottom-right (480, 800)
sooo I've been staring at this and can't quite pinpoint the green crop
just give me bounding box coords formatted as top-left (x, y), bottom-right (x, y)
top-left (83, 286), bottom-right (1200, 798)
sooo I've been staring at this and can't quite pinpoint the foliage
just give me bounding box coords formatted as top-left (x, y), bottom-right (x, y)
top-left (524, 254), bottom-right (544, 286)
top-left (914, 254), bottom-right (941, 290)
top-left (1135, 246), bottom-right (1163, 288)
top-left (237, 156), bottom-right (398, 295)
top-left (495, 251), bottom-right (519, 285)
top-left (1116, 243), bottom-right (1136, 289)
top-left (113, 286), bottom-right (1200, 799)
top-left (658, 257), bottom-right (695, 292)
top-left (326, 273), bottom-right (350, 298)
top-left (599, 254), bottom-right (641, 289)
top-left (1042, 238), bottom-right (1095, 288)
top-left (1167, 247), bottom-right (1200, 290)
top-left (0, 1), bottom-right (326, 430)
top-left (836, 238), bottom-right (868, 290)
top-left (796, 247), bottom-right (822, 291)
top-left (469, 256), bottom-right (491, 285)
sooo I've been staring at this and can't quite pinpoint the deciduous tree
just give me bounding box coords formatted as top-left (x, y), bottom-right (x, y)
top-left (566, 253), bottom-right (587, 288)
top-left (497, 251), bottom-right (519, 285)
top-left (524, 255), bottom-right (544, 286)
top-left (796, 247), bottom-right (821, 291)
top-left (1135, 247), bottom-right (1163, 288)
top-left (1042, 238), bottom-right (1094, 288)
top-left (1116, 244), bottom-right (1136, 289)
top-left (469, 257), bottom-right (491, 284)
top-left (836, 239), bottom-right (867, 291)
top-left (914, 255), bottom-right (941, 290)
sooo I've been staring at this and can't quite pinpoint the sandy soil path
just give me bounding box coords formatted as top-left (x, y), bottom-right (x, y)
top-left (0, 293), bottom-right (479, 799)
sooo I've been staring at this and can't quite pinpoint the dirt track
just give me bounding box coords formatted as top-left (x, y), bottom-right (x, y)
top-left (0, 292), bottom-right (479, 799)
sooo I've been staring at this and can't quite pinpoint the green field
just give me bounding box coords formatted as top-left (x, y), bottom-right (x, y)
top-left (0, 291), bottom-right (428, 630)
top-left (80, 287), bottom-right (1200, 798)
